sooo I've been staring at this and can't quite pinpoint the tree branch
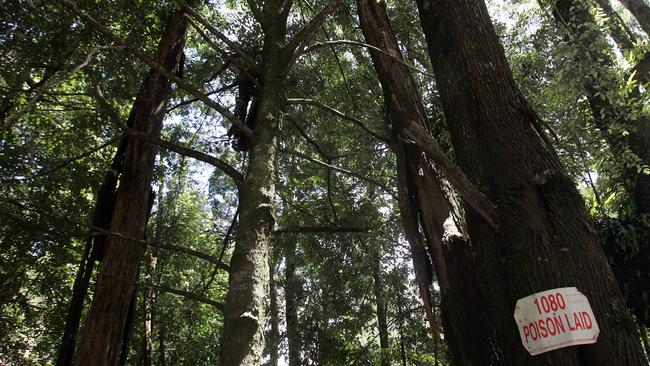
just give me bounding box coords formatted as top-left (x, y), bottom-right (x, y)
top-left (287, 98), bottom-right (389, 143)
top-left (280, 148), bottom-right (395, 197)
top-left (142, 284), bottom-right (224, 311)
top-left (274, 225), bottom-right (370, 233)
top-left (147, 241), bottom-right (230, 272)
top-left (302, 40), bottom-right (435, 78)
top-left (53, 0), bottom-right (252, 138)
top-left (129, 131), bottom-right (243, 186)
top-left (284, 0), bottom-right (340, 56)
top-left (400, 120), bottom-right (499, 229)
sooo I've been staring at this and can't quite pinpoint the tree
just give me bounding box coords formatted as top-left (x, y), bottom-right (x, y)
top-left (51, 3), bottom-right (192, 364)
top-left (416, 0), bottom-right (646, 363)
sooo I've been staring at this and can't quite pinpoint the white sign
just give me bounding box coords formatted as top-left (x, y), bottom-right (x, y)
top-left (513, 287), bottom-right (599, 356)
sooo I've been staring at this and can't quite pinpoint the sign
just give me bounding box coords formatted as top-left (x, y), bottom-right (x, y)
top-left (513, 287), bottom-right (599, 356)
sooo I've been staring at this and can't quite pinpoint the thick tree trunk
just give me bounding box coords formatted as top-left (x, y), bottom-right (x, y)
top-left (218, 6), bottom-right (287, 365)
top-left (74, 9), bottom-right (189, 365)
top-left (371, 252), bottom-right (390, 366)
top-left (285, 241), bottom-right (301, 366)
top-left (356, 0), bottom-right (451, 341)
top-left (416, 0), bottom-right (646, 364)
top-left (619, 0), bottom-right (650, 36)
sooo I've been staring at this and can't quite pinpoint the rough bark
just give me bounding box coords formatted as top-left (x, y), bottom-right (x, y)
top-left (416, 0), bottom-right (646, 364)
top-left (619, 0), bottom-right (650, 36)
top-left (356, 0), bottom-right (451, 340)
top-left (218, 1), bottom-right (338, 363)
top-left (74, 8), bottom-right (189, 365)
top-left (285, 240), bottom-right (301, 366)
top-left (372, 252), bottom-right (390, 366)
top-left (218, 5), bottom-right (286, 365)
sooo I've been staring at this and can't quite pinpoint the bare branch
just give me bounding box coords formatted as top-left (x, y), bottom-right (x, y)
top-left (400, 120), bottom-right (499, 229)
top-left (284, 0), bottom-right (340, 56)
top-left (246, 0), bottom-right (265, 24)
top-left (147, 241), bottom-right (230, 272)
top-left (287, 98), bottom-right (388, 143)
top-left (280, 148), bottom-right (395, 197)
top-left (142, 284), bottom-right (224, 310)
top-left (286, 115), bottom-right (331, 159)
top-left (129, 131), bottom-right (243, 186)
top-left (274, 225), bottom-right (370, 233)
top-left (53, 0), bottom-right (252, 138)
top-left (302, 40), bottom-right (435, 78)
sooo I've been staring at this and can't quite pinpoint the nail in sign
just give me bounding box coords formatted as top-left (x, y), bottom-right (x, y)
top-left (513, 287), bottom-right (599, 355)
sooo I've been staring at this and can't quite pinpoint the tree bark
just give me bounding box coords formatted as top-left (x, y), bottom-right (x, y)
top-left (356, 0), bottom-right (451, 341)
top-left (218, 5), bottom-right (287, 365)
top-left (218, 1), bottom-right (339, 363)
top-left (416, 0), bottom-right (646, 364)
top-left (619, 0), bottom-right (650, 36)
top-left (371, 251), bottom-right (390, 366)
top-left (74, 8), bottom-right (189, 365)
top-left (56, 144), bottom-right (124, 366)
top-left (285, 241), bottom-right (301, 366)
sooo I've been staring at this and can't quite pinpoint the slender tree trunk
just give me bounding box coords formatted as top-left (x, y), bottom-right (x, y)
top-left (416, 0), bottom-right (646, 364)
top-left (158, 316), bottom-right (166, 366)
top-left (55, 236), bottom-right (96, 366)
top-left (371, 252), bottom-right (390, 366)
top-left (357, 0), bottom-right (451, 341)
top-left (619, 0), bottom-right (650, 36)
top-left (140, 275), bottom-right (154, 366)
top-left (593, 0), bottom-right (637, 50)
top-left (285, 240), bottom-right (301, 366)
top-left (74, 9), bottom-right (189, 365)
top-left (268, 260), bottom-right (280, 366)
top-left (395, 297), bottom-right (408, 366)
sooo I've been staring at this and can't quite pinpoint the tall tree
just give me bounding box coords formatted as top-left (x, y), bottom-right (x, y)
top-left (416, 0), bottom-right (646, 364)
top-left (357, 0), bottom-right (499, 342)
top-left (218, 1), bottom-right (339, 364)
top-left (50, 4), bottom-right (192, 364)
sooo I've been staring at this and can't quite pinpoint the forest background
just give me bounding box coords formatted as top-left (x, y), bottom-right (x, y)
top-left (1, 0), bottom-right (650, 365)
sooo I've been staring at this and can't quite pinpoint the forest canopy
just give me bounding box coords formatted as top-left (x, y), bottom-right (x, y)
top-left (1, 0), bottom-right (649, 365)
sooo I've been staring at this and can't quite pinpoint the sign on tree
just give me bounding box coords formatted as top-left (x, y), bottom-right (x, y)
top-left (513, 287), bottom-right (599, 356)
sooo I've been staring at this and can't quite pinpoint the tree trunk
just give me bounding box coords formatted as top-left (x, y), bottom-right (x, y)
top-left (356, 0), bottom-right (451, 341)
top-left (416, 0), bottom-right (646, 364)
top-left (218, 5), bottom-right (287, 365)
top-left (593, 0), bottom-right (637, 51)
top-left (371, 251), bottom-right (390, 366)
top-left (268, 259), bottom-right (280, 366)
top-left (397, 300), bottom-right (407, 366)
top-left (140, 264), bottom-right (154, 366)
top-left (56, 146), bottom-right (124, 366)
top-left (74, 8), bottom-right (189, 365)
top-left (285, 241), bottom-right (301, 366)
top-left (619, 0), bottom-right (650, 36)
